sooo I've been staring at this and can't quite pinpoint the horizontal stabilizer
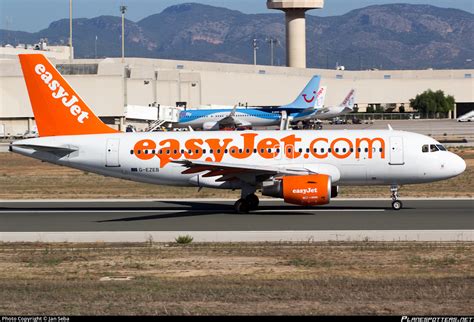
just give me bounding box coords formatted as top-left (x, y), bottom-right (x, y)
top-left (10, 143), bottom-right (77, 156)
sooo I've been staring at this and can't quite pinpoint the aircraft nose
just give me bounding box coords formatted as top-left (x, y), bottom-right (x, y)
top-left (450, 153), bottom-right (466, 177)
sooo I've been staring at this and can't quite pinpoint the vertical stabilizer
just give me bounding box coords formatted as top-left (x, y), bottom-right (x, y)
top-left (18, 54), bottom-right (118, 137)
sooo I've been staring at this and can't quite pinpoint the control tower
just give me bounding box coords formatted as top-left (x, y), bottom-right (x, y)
top-left (267, 0), bottom-right (324, 68)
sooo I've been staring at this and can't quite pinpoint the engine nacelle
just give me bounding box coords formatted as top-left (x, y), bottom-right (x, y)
top-left (262, 174), bottom-right (332, 206)
top-left (203, 121), bottom-right (219, 131)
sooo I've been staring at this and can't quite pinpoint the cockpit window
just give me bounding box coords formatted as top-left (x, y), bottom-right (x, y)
top-left (422, 145), bottom-right (429, 153)
top-left (436, 144), bottom-right (447, 151)
top-left (430, 144), bottom-right (439, 152)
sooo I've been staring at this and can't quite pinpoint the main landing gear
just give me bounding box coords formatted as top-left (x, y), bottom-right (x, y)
top-left (234, 193), bottom-right (259, 213)
top-left (390, 185), bottom-right (403, 210)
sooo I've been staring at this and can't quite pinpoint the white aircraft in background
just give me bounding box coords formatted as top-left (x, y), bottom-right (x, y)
top-left (11, 54), bottom-right (466, 212)
top-left (292, 89), bottom-right (355, 123)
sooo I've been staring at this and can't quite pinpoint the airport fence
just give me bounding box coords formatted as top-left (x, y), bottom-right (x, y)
top-left (341, 112), bottom-right (452, 122)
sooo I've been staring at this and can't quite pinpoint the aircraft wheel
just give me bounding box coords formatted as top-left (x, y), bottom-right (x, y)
top-left (392, 200), bottom-right (403, 211)
top-left (234, 199), bottom-right (250, 214)
top-left (245, 194), bottom-right (259, 210)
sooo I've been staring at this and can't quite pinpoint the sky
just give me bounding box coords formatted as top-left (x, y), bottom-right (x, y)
top-left (1, 0), bottom-right (473, 32)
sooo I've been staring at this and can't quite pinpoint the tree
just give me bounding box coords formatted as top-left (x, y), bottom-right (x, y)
top-left (410, 90), bottom-right (455, 118)
top-left (366, 105), bottom-right (375, 113)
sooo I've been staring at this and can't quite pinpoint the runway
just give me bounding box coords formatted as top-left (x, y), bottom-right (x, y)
top-left (0, 199), bottom-right (472, 234)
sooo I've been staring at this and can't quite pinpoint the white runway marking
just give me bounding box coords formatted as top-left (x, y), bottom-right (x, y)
top-left (0, 209), bottom-right (385, 214)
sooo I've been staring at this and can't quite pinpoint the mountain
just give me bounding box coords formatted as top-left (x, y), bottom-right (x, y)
top-left (1, 3), bottom-right (473, 69)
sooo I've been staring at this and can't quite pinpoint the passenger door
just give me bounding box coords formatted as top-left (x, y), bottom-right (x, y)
top-left (106, 138), bottom-right (120, 167)
top-left (389, 137), bottom-right (404, 165)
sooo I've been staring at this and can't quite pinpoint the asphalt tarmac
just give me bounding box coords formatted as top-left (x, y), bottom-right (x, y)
top-left (0, 199), bottom-right (472, 232)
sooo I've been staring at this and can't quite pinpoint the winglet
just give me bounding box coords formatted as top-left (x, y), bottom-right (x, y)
top-left (18, 54), bottom-right (118, 137)
top-left (230, 105), bottom-right (238, 117)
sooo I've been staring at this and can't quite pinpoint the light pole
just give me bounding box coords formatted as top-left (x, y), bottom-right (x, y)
top-left (69, 0), bottom-right (73, 61)
top-left (120, 5), bottom-right (127, 63)
top-left (266, 38), bottom-right (278, 66)
top-left (253, 38), bottom-right (258, 65)
top-left (95, 35), bottom-right (98, 59)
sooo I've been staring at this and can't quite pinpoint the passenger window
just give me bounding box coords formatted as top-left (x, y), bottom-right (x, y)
top-left (422, 145), bottom-right (429, 153)
top-left (430, 144), bottom-right (439, 152)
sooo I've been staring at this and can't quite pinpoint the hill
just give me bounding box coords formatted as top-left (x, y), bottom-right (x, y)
top-left (1, 3), bottom-right (473, 69)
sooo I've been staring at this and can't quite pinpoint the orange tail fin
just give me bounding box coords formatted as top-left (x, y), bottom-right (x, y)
top-left (18, 54), bottom-right (118, 137)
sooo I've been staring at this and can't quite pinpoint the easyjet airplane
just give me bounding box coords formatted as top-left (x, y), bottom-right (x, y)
top-left (10, 54), bottom-right (466, 212)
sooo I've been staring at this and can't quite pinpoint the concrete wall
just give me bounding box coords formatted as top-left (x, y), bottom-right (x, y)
top-left (1, 55), bottom-right (473, 135)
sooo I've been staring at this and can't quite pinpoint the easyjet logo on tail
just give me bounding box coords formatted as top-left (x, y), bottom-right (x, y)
top-left (34, 64), bottom-right (89, 124)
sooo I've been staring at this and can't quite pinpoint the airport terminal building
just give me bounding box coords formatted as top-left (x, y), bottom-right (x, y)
top-left (1, 46), bottom-right (473, 136)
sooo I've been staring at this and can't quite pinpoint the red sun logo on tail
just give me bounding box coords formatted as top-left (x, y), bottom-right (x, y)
top-left (303, 91), bottom-right (316, 103)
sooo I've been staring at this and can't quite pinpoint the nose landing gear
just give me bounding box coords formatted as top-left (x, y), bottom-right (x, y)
top-left (390, 185), bottom-right (403, 210)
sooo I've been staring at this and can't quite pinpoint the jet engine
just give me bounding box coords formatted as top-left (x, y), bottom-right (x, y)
top-left (262, 174), bottom-right (336, 206)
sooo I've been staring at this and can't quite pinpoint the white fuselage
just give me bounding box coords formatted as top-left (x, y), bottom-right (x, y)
top-left (11, 130), bottom-right (465, 190)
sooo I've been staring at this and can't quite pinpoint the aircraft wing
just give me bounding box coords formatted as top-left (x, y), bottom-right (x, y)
top-left (173, 160), bottom-right (340, 183)
top-left (217, 105), bottom-right (251, 128)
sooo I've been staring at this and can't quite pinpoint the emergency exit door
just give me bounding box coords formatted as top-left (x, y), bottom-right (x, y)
top-left (106, 138), bottom-right (120, 167)
top-left (389, 137), bottom-right (404, 165)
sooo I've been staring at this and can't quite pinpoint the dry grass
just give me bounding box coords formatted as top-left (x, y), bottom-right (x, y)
top-left (0, 148), bottom-right (472, 199)
top-left (0, 242), bottom-right (472, 315)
